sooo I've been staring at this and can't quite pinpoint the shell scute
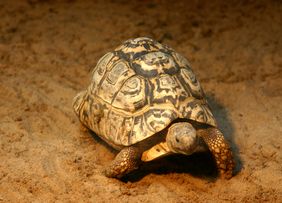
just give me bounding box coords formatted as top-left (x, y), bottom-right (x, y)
top-left (90, 52), bottom-right (114, 94)
top-left (97, 61), bottom-right (135, 104)
top-left (112, 76), bottom-right (147, 112)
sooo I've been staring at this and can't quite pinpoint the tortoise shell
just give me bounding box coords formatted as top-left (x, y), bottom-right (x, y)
top-left (73, 37), bottom-right (216, 148)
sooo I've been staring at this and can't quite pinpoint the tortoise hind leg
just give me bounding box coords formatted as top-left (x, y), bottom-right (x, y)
top-left (197, 127), bottom-right (235, 179)
top-left (104, 146), bottom-right (142, 178)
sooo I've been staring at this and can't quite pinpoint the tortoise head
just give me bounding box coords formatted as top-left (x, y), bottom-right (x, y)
top-left (166, 122), bottom-right (199, 155)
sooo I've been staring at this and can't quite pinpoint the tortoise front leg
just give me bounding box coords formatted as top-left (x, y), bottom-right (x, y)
top-left (104, 146), bottom-right (142, 178)
top-left (197, 127), bottom-right (235, 179)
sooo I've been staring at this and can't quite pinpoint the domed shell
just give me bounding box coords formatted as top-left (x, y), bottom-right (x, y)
top-left (73, 37), bottom-right (216, 148)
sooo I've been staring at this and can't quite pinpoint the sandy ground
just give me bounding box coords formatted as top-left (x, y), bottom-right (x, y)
top-left (0, 0), bottom-right (282, 202)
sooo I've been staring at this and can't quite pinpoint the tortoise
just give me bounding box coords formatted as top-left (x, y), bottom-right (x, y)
top-left (73, 37), bottom-right (235, 179)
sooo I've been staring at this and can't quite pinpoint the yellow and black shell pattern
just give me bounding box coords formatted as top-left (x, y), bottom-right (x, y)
top-left (73, 37), bottom-right (216, 148)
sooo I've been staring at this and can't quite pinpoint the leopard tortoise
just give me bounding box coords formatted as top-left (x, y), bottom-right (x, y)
top-left (73, 37), bottom-right (235, 179)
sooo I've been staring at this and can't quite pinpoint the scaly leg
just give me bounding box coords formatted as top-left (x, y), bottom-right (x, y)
top-left (197, 127), bottom-right (235, 179)
top-left (104, 146), bottom-right (141, 178)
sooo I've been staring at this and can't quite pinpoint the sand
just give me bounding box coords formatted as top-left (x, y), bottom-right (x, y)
top-left (0, 0), bottom-right (281, 202)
